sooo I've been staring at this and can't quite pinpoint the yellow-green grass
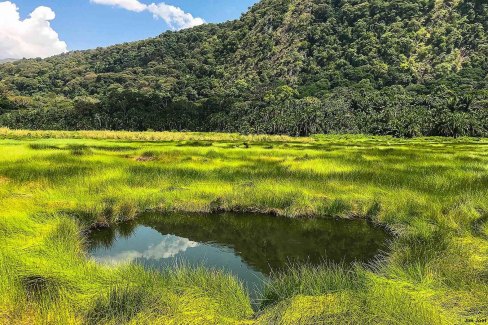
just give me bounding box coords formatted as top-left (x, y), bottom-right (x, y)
top-left (0, 129), bottom-right (487, 324)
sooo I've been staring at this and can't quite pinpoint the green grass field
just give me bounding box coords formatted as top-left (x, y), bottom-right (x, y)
top-left (0, 128), bottom-right (487, 324)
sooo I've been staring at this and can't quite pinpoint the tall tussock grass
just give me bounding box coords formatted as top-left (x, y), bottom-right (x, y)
top-left (0, 131), bottom-right (487, 323)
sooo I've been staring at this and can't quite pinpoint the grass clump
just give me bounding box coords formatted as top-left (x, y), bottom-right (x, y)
top-left (261, 263), bottom-right (363, 309)
top-left (259, 266), bottom-right (450, 324)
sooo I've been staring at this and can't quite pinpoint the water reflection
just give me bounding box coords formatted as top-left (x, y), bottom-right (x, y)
top-left (88, 212), bottom-right (390, 302)
top-left (92, 232), bottom-right (199, 265)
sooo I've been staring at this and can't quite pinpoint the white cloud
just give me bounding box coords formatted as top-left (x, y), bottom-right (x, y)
top-left (147, 3), bottom-right (205, 30)
top-left (0, 1), bottom-right (67, 59)
top-left (91, 0), bottom-right (205, 30)
top-left (90, 0), bottom-right (146, 12)
top-left (94, 235), bottom-right (199, 265)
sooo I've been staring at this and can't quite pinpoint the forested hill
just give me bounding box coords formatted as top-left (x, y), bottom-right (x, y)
top-left (0, 0), bottom-right (487, 137)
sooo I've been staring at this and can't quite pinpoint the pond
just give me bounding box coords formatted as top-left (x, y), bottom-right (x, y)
top-left (88, 212), bottom-right (390, 304)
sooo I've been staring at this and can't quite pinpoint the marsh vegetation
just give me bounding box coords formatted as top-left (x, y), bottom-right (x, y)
top-left (0, 129), bottom-right (487, 324)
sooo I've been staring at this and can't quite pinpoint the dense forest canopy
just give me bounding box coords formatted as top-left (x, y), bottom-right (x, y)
top-left (0, 0), bottom-right (487, 137)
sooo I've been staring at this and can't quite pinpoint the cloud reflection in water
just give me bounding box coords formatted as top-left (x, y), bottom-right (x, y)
top-left (94, 234), bottom-right (199, 265)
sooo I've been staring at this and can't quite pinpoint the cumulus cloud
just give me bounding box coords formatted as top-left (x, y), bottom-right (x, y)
top-left (0, 1), bottom-right (67, 59)
top-left (91, 0), bottom-right (205, 30)
top-left (147, 3), bottom-right (205, 29)
top-left (90, 0), bottom-right (146, 12)
top-left (94, 235), bottom-right (199, 265)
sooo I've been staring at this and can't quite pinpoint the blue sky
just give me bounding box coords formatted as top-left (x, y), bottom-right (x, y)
top-left (0, 0), bottom-right (258, 59)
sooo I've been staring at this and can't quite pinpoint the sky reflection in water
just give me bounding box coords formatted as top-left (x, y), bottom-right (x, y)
top-left (88, 213), bottom-right (390, 302)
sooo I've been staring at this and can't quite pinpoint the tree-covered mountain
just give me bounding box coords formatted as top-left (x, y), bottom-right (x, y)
top-left (0, 0), bottom-right (487, 137)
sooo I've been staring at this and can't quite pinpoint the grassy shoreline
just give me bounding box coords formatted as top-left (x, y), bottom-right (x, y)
top-left (1, 130), bottom-right (487, 324)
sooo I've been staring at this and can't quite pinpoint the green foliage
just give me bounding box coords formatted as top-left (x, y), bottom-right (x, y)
top-left (1, 0), bottom-right (488, 136)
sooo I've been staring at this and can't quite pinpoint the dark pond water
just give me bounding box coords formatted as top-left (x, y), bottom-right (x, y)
top-left (88, 212), bottom-right (389, 303)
